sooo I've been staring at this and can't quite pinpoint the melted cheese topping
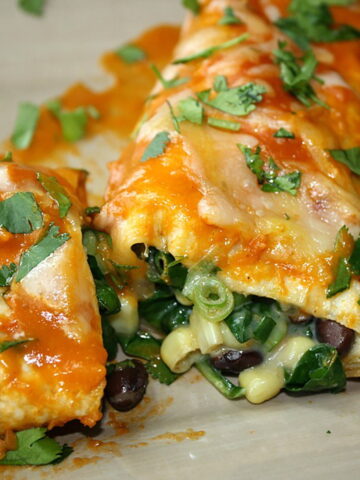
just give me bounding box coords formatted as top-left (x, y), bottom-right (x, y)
top-left (98, 1), bottom-right (360, 333)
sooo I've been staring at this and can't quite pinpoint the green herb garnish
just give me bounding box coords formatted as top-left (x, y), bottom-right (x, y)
top-left (273, 41), bottom-right (326, 108)
top-left (16, 224), bottom-right (70, 282)
top-left (141, 131), bottom-right (170, 162)
top-left (326, 257), bottom-right (352, 298)
top-left (11, 102), bottom-right (40, 150)
top-left (173, 33), bottom-right (248, 64)
top-left (213, 75), bottom-right (228, 92)
top-left (166, 101), bottom-right (181, 133)
top-left (182, 0), bottom-right (200, 14)
top-left (207, 117), bottom-right (241, 131)
top-left (37, 172), bottom-right (72, 218)
top-left (151, 64), bottom-right (188, 89)
top-left (218, 6), bottom-right (242, 25)
top-left (197, 82), bottom-right (266, 116)
top-left (276, 0), bottom-right (360, 50)
top-left (0, 263), bottom-right (17, 287)
top-left (0, 192), bottom-right (43, 234)
top-left (1, 152), bottom-right (13, 163)
top-left (178, 97), bottom-right (204, 125)
top-left (47, 100), bottom-right (95, 143)
top-left (274, 127), bottom-right (295, 139)
top-left (115, 44), bottom-right (146, 63)
top-left (85, 206), bottom-right (101, 215)
top-left (0, 428), bottom-right (72, 466)
top-left (18, 0), bottom-right (45, 16)
top-left (329, 147), bottom-right (360, 175)
top-left (240, 145), bottom-right (301, 195)
top-left (0, 339), bottom-right (33, 353)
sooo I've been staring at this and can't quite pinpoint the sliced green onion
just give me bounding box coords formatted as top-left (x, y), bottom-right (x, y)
top-left (253, 316), bottom-right (276, 343)
top-left (192, 276), bottom-right (234, 323)
top-left (196, 357), bottom-right (245, 399)
top-left (182, 260), bottom-right (219, 299)
top-left (263, 315), bottom-right (287, 352)
top-left (82, 230), bottom-right (98, 256)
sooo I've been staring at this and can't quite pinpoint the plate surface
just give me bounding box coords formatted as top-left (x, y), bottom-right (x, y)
top-left (1, 1), bottom-right (360, 479)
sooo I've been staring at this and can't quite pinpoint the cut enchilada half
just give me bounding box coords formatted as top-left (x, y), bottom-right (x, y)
top-left (0, 157), bottom-right (106, 433)
top-left (97, 0), bottom-right (360, 402)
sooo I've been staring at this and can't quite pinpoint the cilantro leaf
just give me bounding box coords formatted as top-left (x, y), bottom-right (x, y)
top-left (166, 101), bottom-right (181, 133)
top-left (197, 82), bottom-right (266, 116)
top-left (349, 238), bottom-right (360, 275)
top-left (0, 263), bottom-right (17, 287)
top-left (37, 173), bottom-right (72, 218)
top-left (145, 357), bottom-right (179, 385)
top-left (182, 0), bottom-right (200, 14)
top-left (85, 206), bottom-right (101, 215)
top-left (141, 131), bottom-right (170, 162)
top-left (274, 127), bottom-right (295, 138)
top-left (213, 75), bottom-right (228, 92)
top-left (173, 33), bottom-right (248, 64)
top-left (326, 257), bottom-right (352, 298)
top-left (240, 145), bottom-right (301, 195)
top-left (276, 1), bottom-right (360, 49)
top-left (273, 42), bottom-right (326, 108)
top-left (0, 192), bottom-right (43, 234)
top-left (18, 0), bottom-right (45, 16)
top-left (115, 44), bottom-right (146, 63)
top-left (150, 64), bottom-right (188, 90)
top-left (0, 428), bottom-right (72, 466)
top-left (218, 6), bottom-right (242, 25)
top-left (47, 100), bottom-right (89, 142)
top-left (11, 102), bottom-right (40, 150)
top-left (0, 339), bottom-right (33, 353)
top-left (178, 97), bottom-right (204, 125)
top-left (1, 152), bottom-right (13, 163)
top-left (207, 117), bottom-right (241, 131)
top-left (329, 147), bottom-right (360, 175)
top-left (16, 224), bottom-right (70, 282)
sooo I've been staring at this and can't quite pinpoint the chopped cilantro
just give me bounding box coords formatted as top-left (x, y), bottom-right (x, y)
top-left (0, 428), bottom-right (72, 466)
top-left (218, 6), bottom-right (242, 25)
top-left (18, 0), bottom-right (45, 16)
top-left (150, 64), bottom-right (188, 89)
top-left (329, 147), bottom-right (360, 175)
top-left (182, 0), bottom-right (200, 14)
top-left (207, 117), bottom-right (241, 131)
top-left (11, 102), bottom-right (40, 150)
top-left (326, 257), bottom-right (352, 298)
top-left (85, 206), bottom-right (101, 215)
top-left (0, 339), bottom-right (33, 353)
top-left (274, 127), bottom-right (295, 138)
top-left (276, 0), bottom-right (360, 50)
top-left (0, 192), bottom-right (43, 234)
top-left (349, 237), bottom-right (360, 275)
top-left (197, 81), bottom-right (266, 116)
top-left (239, 145), bottom-right (301, 195)
top-left (16, 224), bottom-right (70, 282)
top-left (213, 75), bottom-right (228, 92)
top-left (273, 41), bottom-right (326, 108)
top-left (47, 100), bottom-right (92, 142)
top-left (1, 152), bottom-right (13, 163)
top-left (141, 131), bottom-right (170, 162)
top-left (178, 97), bottom-right (204, 125)
top-left (37, 172), bottom-right (72, 218)
top-left (0, 263), bottom-right (17, 287)
top-left (115, 44), bottom-right (146, 63)
top-left (166, 101), bottom-right (181, 133)
top-left (173, 33), bottom-right (248, 64)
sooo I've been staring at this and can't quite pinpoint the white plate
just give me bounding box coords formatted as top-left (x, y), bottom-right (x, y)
top-left (1, 1), bottom-right (360, 478)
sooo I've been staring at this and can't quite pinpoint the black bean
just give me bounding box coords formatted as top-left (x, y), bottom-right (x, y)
top-left (211, 350), bottom-right (263, 375)
top-left (288, 311), bottom-right (313, 324)
top-left (315, 318), bottom-right (355, 357)
top-left (105, 360), bottom-right (148, 412)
